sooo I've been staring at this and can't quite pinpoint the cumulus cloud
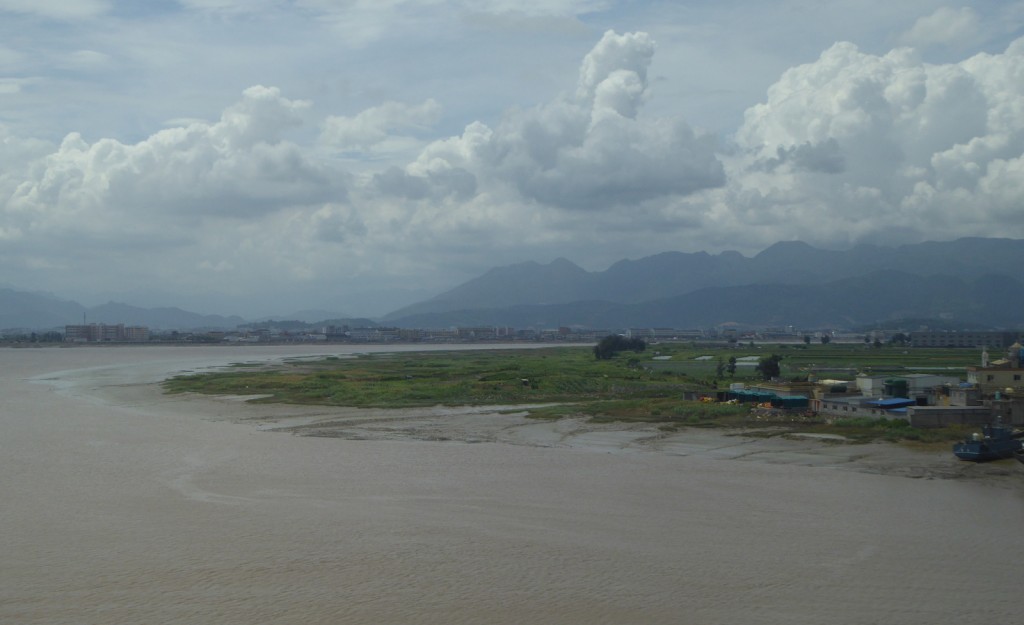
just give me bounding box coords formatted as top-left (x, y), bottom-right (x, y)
top-left (321, 99), bottom-right (441, 155)
top-left (576, 30), bottom-right (653, 105)
top-left (9, 21), bottom-right (1024, 315)
top-left (4, 85), bottom-right (341, 244)
top-left (399, 30), bottom-right (724, 211)
top-left (720, 35), bottom-right (1024, 248)
top-left (899, 6), bottom-right (981, 49)
top-left (308, 203), bottom-right (367, 244)
top-left (372, 165), bottom-right (477, 201)
top-left (759, 139), bottom-right (846, 174)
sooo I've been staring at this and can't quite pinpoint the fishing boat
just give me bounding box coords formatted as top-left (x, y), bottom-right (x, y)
top-left (952, 422), bottom-right (1024, 462)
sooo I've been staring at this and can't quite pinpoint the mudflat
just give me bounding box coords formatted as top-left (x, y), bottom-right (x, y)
top-left (3, 345), bottom-right (1022, 624)
top-left (157, 383), bottom-right (1024, 487)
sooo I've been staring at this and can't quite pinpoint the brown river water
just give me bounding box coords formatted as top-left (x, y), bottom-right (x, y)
top-left (2, 345), bottom-right (1022, 624)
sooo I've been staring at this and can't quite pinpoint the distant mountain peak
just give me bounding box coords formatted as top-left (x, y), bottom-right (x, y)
top-left (754, 240), bottom-right (816, 258)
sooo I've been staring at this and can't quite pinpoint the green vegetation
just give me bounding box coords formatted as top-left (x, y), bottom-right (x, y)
top-left (755, 353), bottom-right (783, 380)
top-left (635, 342), bottom-right (973, 381)
top-left (163, 342), bottom-right (984, 444)
top-left (164, 347), bottom-right (685, 409)
top-left (593, 334), bottom-right (647, 360)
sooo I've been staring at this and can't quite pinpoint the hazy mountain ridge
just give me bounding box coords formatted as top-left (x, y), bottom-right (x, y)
top-left (87, 302), bottom-right (246, 329)
top-left (385, 258), bottom-right (596, 319)
top-left (4, 238), bottom-right (1024, 331)
top-left (387, 271), bottom-right (1024, 330)
top-left (0, 289), bottom-right (88, 330)
top-left (0, 292), bottom-right (245, 331)
top-left (384, 237), bottom-right (1024, 323)
top-left (384, 238), bottom-right (1024, 329)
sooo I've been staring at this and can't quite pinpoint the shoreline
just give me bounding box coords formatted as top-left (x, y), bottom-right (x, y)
top-left (138, 381), bottom-right (1024, 491)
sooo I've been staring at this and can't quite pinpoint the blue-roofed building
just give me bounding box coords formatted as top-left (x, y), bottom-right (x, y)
top-left (814, 395), bottom-right (911, 421)
top-left (865, 398), bottom-right (916, 410)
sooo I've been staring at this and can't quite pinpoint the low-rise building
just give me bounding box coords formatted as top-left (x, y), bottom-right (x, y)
top-left (966, 342), bottom-right (1024, 394)
top-left (64, 323), bottom-right (149, 342)
top-left (910, 331), bottom-right (1019, 349)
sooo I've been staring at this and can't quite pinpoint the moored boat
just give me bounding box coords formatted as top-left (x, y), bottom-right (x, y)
top-left (953, 422), bottom-right (1024, 462)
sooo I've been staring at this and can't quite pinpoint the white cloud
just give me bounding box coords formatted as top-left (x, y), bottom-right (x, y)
top-left (899, 6), bottom-right (982, 49)
top-left (6, 10), bottom-right (1024, 316)
top-left (402, 30), bottom-right (724, 211)
top-left (4, 85), bottom-right (340, 242)
top-left (718, 34), bottom-right (1024, 250)
top-left (321, 99), bottom-right (441, 155)
top-left (576, 30), bottom-right (654, 105)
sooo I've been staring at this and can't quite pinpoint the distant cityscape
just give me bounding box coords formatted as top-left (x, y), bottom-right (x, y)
top-left (2, 323), bottom-right (1022, 350)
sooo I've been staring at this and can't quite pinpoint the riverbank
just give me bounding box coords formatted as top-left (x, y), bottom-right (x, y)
top-left (120, 377), bottom-right (1024, 490)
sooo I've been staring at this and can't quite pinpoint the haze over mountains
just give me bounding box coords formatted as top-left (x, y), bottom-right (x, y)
top-left (3, 238), bottom-right (1023, 332)
top-left (0, 290), bottom-right (247, 331)
top-left (383, 237), bottom-right (1024, 330)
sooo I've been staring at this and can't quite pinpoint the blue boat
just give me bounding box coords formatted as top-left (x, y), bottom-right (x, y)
top-left (953, 422), bottom-right (1024, 462)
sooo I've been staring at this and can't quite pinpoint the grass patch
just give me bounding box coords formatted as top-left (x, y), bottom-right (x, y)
top-left (162, 343), bottom-right (982, 443)
top-left (163, 347), bottom-right (699, 410)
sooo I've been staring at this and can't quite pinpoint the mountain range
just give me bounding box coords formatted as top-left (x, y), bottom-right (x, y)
top-left (0, 290), bottom-right (246, 331)
top-left (382, 237), bottom-right (1024, 330)
top-left (3, 237), bottom-right (1023, 332)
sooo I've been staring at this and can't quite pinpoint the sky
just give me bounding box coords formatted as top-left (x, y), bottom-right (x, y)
top-left (2, 1), bottom-right (1024, 318)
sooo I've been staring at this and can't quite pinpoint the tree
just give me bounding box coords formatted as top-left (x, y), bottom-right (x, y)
top-left (820, 335), bottom-right (831, 345)
top-left (756, 354), bottom-right (783, 380)
top-left (727, 356), bottom-right (737, 377)
top-left (593, 335), bottom-right (646, 360)
top-left (803, 335), bottom-right (811, 345)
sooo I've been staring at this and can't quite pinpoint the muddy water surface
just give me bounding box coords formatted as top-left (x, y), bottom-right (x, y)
top-left (2, 345), bottom-right (1022, 624)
